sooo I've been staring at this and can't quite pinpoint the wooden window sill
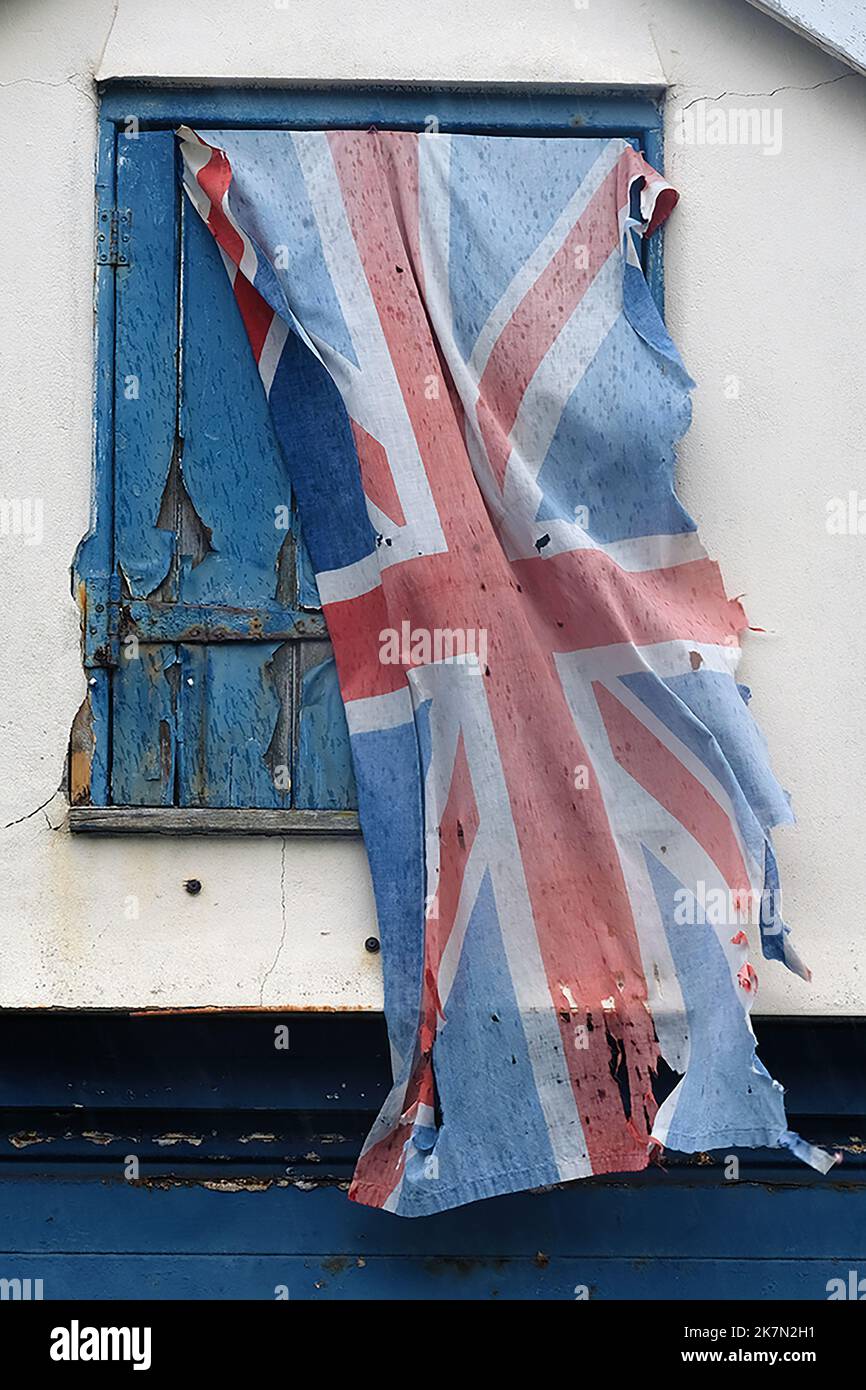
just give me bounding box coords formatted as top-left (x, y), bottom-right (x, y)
top-left (68, 807), bottom-right (361, 836)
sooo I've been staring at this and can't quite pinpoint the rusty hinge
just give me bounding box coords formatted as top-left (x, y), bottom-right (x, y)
top-left (95, 207), bottom-right (132, 267)
top-left (83, 573), bottom-right (121, 668)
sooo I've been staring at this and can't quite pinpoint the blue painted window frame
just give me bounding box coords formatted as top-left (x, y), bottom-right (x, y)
top-left (79, 84), bottom-right (668, 815)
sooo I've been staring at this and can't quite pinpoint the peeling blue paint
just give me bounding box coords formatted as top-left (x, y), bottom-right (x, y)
top-left (296, 654), bottom-right (357, 810)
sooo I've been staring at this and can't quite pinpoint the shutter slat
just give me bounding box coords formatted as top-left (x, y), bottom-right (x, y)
top-left (295, 645), bottom-right (357, 810)
top-left (178, 643), bottom-right (290, 808)
top-left (113, 131), bottom-right (179, 600)
top-left (112, 644), bottom-right (178, 806)
top-left (178, 205), bottom-right (294, 611)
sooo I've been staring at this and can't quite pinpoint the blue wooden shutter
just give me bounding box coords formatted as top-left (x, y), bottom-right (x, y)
top-left (76, 91), bottom-right (666, 820)
top-left (87, 128), bottom-right (356, 812)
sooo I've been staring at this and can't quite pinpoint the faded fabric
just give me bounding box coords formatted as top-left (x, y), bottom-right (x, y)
top-left (178, 127), bottom-right (832, 1215)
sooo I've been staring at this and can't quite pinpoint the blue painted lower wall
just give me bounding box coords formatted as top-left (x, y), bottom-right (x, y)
top-left (0, 1015), bottom-right (863, 1300)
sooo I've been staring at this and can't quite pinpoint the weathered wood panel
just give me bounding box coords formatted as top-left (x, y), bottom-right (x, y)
top-left (113, 131), bottom-right (178, 599)
top-left (295, 645), bottom-right (357, 810)
top-left (68, 806), bottom-right (361, 834)
top-left (178, 200), bottom-right (293, 610)
top-left (99, 132), bottom-right (359, 812)
top-left (111, 644), bottom-right (177, 805)
top-left (177, 643), bottom-right (289, 808)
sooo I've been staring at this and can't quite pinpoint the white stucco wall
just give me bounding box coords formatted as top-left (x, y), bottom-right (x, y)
top-left (1, 0), bottom-right (863, 1011)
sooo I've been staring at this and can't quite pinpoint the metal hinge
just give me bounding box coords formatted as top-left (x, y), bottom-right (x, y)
top-left (83, 573), bottom-right (121, 668)
top-left (95, 207), bottom-right (132, 267)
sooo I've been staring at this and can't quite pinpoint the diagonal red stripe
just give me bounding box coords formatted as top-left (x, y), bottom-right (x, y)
top-left (594, 680), bottom-right (751, 891)
top-left (194, 140), bottom-right (274, 363)
top-left (425, 731), bottom-right (479, 1010)
top-left (475, 157), bottom-right (623, 492)
top-left (351, 421), bottom-right (406, 528)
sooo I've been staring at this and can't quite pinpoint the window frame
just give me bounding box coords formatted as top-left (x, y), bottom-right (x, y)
top-left (72, 84), bottom-right (668, 835)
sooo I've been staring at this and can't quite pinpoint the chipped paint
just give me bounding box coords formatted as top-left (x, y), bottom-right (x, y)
top-left (130, 1175), bottom-right (330, 1193)
top-left (8, 1132), bottom-right (50, 1149)
top-left (68, 693), bottom-right (95, 805)
top-left (71, 126), bottom-right (357, 827)
top-left (559, 983), bottom-right (579, 1011)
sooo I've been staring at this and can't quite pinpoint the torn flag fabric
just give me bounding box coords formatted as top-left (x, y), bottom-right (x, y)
top-left (178, 127), bottom-right (833, 1216)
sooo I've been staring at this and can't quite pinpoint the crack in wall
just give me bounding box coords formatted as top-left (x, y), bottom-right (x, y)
top-left (677, 72), bottom-right (856, 110)
top-left (258, 837), bottom-right (288, 1006)
top-left (2, 786), bottom-right (65, 833)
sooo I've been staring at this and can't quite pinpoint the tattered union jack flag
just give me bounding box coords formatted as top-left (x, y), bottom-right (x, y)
top-left (179, 127), bottom-right (834, 1215)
